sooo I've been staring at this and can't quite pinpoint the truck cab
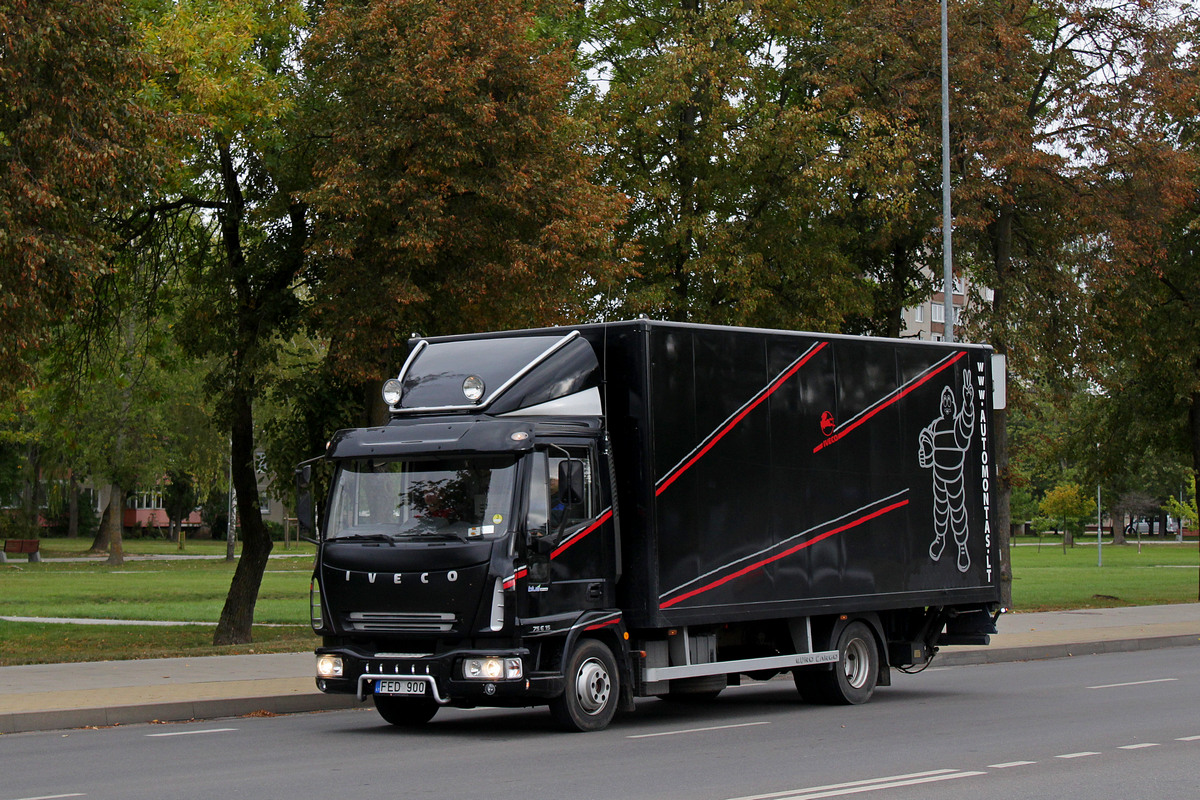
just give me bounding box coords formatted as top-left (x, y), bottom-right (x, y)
top-left (303, 331), bottom-right (627, 729)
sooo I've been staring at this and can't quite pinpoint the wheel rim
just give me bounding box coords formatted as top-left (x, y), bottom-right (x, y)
top-left (842, 637), bottom-right (871, 689)
top-left (574, 657), bottom-right (612, 715)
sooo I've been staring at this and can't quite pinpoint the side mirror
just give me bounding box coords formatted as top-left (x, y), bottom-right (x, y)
top-left (558, 460), bottom-right (585, 506)
top-left (295, 464), bottom-right (317, 543)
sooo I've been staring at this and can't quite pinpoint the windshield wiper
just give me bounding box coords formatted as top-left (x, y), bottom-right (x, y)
top-left (393, 530), bottom-right (467, 543)
top-left (332, 533), bottom-right (397, 544)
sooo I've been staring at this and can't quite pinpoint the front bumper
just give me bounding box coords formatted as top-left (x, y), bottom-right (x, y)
top-left (315, 645), bottom-right (565, 706)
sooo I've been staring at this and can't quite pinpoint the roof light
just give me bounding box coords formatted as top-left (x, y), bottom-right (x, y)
top-left (382, 379), bottom-right (403, 406)
top-left (463, 375), bottom-right (485, 403)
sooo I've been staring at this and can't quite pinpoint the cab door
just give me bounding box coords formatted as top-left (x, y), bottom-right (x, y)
top-left (517, 441), bottom-right (613, 624)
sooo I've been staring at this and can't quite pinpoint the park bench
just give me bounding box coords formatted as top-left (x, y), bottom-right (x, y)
top-left (0, 538), bottom-right (42, 563)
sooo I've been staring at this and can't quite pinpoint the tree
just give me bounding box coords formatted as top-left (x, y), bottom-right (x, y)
top-left (1039, 483), bottom-right (1093, 549)
top-left (803, 1), bottom-right (954, 337)
top-left (33, 251), bottom-right (200, 564)
top-left (582, 0), bottom-right (871, 328)
top-left (141, 0), bottom-right (309, 643)
top-left (0, 397), bottom-right (40, 538)
top-left (946, 0), bottom-right (1191, 605)
top-left (1164, 487), bottom-right (1196, 536)
top-left (0, 0), bottom-right (163, 390)
top-left (303, 0), bottom-right (629, 393)
top-left (162, 469), bottom-right (198, 545)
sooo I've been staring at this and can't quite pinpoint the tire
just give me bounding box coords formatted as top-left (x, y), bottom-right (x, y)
top-left (550, 639), bottom-right (620, 732)
top-left (794, 621), bottom-right (879, 705)
top-left (374, 694), bottom-right (439, 727)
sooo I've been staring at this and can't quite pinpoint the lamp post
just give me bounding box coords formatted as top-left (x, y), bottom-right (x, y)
top-left (940, 0), bottom-right (954, 343)
top-left (1096, 442), bottom-right (1102, 567)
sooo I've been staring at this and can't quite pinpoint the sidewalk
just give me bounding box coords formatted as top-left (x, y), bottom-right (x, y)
top-left (2, 604), bottom-right (1198, 735)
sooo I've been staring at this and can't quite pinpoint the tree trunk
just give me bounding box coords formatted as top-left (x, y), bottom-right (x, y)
top-left (211, 139), bottom-right (272, 645)
top-left (19, 443), bottom-right (41, 536)
top-left (90, 484), bottom-right (114, 552)
top-left (213, 388), bottom-right (273, 645)
top-left (68, 472), bottom-right (79, 538)
top-left (104, 481), bottom-right (124, 565)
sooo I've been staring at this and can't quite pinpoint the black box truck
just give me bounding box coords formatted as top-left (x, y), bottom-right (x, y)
top-left (298, 320), bottom-right (1003, 731)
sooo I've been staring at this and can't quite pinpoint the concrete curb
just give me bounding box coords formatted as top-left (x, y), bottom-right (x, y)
top-left (936, 633), bottom-right (1200, 667)
top-left (0, 691), bottom-right (362, 735)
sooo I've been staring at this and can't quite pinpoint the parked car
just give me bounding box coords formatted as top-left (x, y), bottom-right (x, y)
top-left (1130, 518), bottom-right (1178, 535)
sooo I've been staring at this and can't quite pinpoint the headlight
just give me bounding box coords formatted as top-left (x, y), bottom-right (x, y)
top-left (462, 657), bottom-right (522, 680)
top-left (316, 655), bottom-right (344, 678)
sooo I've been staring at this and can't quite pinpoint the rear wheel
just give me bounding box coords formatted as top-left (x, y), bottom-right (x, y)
top-left (374, 694), bottom-right (439, 727)
top-left (794, 621), bottom-right (879, 705)
top-left (550, 639), bottom-right (619, 732)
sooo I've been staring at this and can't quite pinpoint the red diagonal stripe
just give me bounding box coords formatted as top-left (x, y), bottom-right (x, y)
top-left (659, 499), bottom-right (910, 610)
top-left (813, 351), bottom-right (967, 454)
top-left (657, 342), bottom-right (827, 497)
top-left (550, 509), bottom-right (613, 559)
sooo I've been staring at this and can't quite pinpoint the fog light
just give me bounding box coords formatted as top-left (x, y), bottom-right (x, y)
top-left (316, 655), bottom-right (344, 678)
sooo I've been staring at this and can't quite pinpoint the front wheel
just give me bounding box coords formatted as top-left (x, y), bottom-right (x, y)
top-left (550, 639), bottom-right (619, 732)
top-left (374, 694), bottom-right (439, 727)
top-left (794, 621), bottom-right (879, 705)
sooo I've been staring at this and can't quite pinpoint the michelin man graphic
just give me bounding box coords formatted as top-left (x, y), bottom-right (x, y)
top-left (918, 369), bottom-right (975, 572)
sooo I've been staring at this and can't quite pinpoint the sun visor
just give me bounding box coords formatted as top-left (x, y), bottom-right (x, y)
top-left (327, 419), bottom-right (536, 459)
top-left (391, 332), bottom-right (599, 416)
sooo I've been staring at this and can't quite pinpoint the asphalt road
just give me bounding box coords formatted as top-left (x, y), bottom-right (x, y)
top-left (2, 647), bottom-right (1197, 800)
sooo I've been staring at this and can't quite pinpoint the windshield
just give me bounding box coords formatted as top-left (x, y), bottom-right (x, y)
top-left (326, 456), bottom-right (518, 540)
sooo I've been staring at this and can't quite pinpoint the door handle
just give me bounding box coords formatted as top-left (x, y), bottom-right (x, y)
top-left (587, 582), bottom-right (604, 601)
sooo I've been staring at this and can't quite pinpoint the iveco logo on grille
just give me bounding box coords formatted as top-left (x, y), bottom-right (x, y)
top-left (343, 570), bottom-right (459, 584)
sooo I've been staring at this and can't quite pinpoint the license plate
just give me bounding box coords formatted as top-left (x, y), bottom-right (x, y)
top-left (375, 679), bottom-right (427, 696)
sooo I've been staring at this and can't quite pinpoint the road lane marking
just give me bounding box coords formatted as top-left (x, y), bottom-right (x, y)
top-left (1177, 735), bottom-right (1200, 741)
top-left (146, 727), bottom-right (238, 738)
top-left (1087, 678), bottom-right (1178, 690)
top-left (988, 761), bottom-right (1036, 768)
top-left (627, 721), bottom-right (771, 739)
top-left (10, 795), bottom-right (86, 800)
top-left (1118, 743), bottom-right (1159, 750)
top-left (724, 770), bottom-right (985, 800)
top-left (1056, 752), bottom-right (1100, 759)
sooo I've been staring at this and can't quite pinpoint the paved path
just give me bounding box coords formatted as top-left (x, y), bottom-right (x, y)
top-left (1, 604), bottom-right (1197, 735)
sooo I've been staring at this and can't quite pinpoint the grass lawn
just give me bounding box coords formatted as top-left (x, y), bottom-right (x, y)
top-left (1, 539), bottom-right (318, 666)
top-left (0, 536), bottom-right (1196, 666)
top-left (1010, 538), bottom-right (1199, 611)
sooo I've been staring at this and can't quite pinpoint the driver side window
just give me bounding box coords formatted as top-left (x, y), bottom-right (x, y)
top-left (526, 447), bottom-right (595, 543)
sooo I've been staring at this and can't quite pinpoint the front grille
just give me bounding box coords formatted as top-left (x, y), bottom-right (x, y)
top-left (345, 612), bottom-right (457, 633)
